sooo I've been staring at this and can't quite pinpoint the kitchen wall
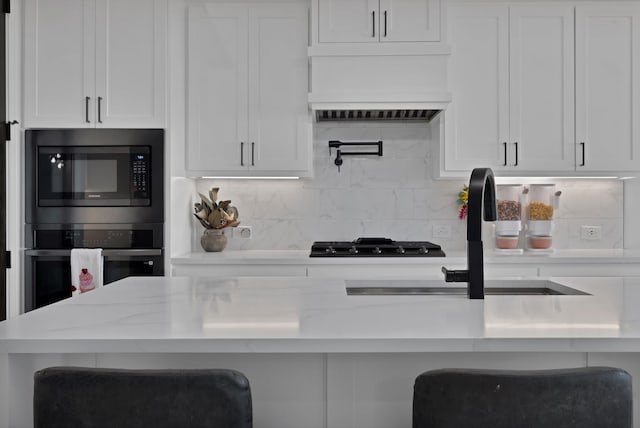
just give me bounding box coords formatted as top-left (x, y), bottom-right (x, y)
top-left (191, 121), bottom-right (624, 252)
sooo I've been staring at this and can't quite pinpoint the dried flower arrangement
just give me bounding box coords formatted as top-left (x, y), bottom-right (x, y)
top-left (193, 187), bottom-right (240, 229)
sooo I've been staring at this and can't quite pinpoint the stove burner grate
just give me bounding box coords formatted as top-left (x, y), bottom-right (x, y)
top-left (310, 237), bottom-right (445, 257)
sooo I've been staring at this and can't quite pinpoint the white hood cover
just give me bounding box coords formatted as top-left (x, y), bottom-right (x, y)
top-left (308, 46), bottom-right (451, 121)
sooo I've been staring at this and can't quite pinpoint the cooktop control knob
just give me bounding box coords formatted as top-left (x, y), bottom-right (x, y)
top-left (396, 246), bottom-right (406, 254)
top-left (325, 246), bottom-right (337, 254)
top-left (418, 246), bottom-right (428, 254)
top-left (372, 247), bottom-right (382, 255)
top-left (349, 246), bottom-right (359, 254)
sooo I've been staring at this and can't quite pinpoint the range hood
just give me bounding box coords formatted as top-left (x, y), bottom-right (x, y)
top-left (310, 92), bottom-right (451, 122)
top-left (308, 46), bottom-right (451, 122)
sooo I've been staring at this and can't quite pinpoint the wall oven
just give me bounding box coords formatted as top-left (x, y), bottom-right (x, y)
top-left (24, 224), bottom-right (164, 312)
top-left (24, 129), bottom-right (164, 312)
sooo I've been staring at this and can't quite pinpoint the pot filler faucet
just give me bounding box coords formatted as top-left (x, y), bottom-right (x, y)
top-left (441, 168), bottom-right (497, 299)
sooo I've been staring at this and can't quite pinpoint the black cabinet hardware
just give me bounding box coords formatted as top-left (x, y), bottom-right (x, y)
top-left (240, 142), bottom-right (244, 166)
top-left (503, 142), bottom-right (507, 166)
top-left (85, 96), bottom-right (90, 123)
top-left (4, 120), bottom-right (17, 141)
top-left (372, 11), bottom-right (375, 37)
top-left (97, 96), bottom-right (103, 123)
top-left (514, 142), bottom-right (518, 166)
top-left (384, 11), bottom-right (387, 37)
top-left (580, 142), bottom-right (585, 166)
top-left (251, 142), bottom-right (255, 166)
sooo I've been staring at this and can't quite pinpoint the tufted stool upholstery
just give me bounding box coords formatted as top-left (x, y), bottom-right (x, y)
top-left (34, 367), bottom-right (252, 428)
top-left (413, 367), bottom-right (632, 428)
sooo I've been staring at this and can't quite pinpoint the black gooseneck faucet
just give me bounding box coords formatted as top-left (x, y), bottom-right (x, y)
top-left (441, 167), bottom-right (497, 299)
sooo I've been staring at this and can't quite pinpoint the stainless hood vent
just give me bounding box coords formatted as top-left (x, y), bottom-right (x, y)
top-left (315, 109), bottom-right (441, 122)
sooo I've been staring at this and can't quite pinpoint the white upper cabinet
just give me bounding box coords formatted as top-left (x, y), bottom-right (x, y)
top-left (24, 0), bottom-right (166, 128)
top-left (575, 5), bottom-right (640, 172)
top-left (318, 0), bottom-right (440, 43)
top-left (444, 4), bottom-right (574, 174)
top-left (509, 6), bottom-right (575, 171)
top-left (187, 3), bottom-right (311, 177)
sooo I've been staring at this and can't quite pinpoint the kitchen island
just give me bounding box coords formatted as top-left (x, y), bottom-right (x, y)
top-left (1, 275), bottom-right (640, 428)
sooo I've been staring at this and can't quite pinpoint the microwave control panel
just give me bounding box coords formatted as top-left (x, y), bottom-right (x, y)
top-left (131, 153), bottom-right (149, 197)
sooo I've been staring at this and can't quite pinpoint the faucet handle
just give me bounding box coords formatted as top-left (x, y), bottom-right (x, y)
top-left (441, 266), bottom-right (469, 283)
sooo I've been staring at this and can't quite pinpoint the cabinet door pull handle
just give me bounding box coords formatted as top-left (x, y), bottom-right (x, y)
top-left (514, 142), bottom-right (518, 166)
top-left (251, 142), bottom-right (255, 166)
top-left (372, 10), bottom-right (375, 37)
top-left (97, 96), bottom-right (103, 123)
top-left (580, 142), bottom-right (585, 167)
top-left (384, 11), bottom-right (387, 37)
top-left (240, 142), bottom-right (244, 166)
top-left (503, 142), bottom-right (507, 166)
top-left (85, 96), bottom-right (91, 123)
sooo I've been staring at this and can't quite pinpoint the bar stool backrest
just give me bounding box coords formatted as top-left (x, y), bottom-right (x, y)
top-left (34, 367), bottom-right (253, 428)
top-left (413, 366), bottom-right (632, 428)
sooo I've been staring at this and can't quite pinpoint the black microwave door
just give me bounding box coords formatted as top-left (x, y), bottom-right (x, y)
top-left (37, 146), bottom-right (150, 207)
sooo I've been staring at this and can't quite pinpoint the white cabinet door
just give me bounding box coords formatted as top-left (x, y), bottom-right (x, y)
top-left (379, 0), bottom-right (440, 42)
top-left (248, 5), bottom-right (309, 172)
top-left (24, 0), bottom-right (166, 128)
top-left (318, 0), bottom-right (378, 43)
top-left (318, 0), bottom-right (438, 43)
top-left (445, 5), bottom-right (574, 174)
top-left (187, 3), bottom-right (310, 176)
top-left (187, 4), bottom-right (249, 173)
top-left (445, 5), bottom-right (509, 172)
top-left (95, 0), bottom-right (166, 128)
top-left (508, 5), bottom-right (574, 171)
top-left (575, 5), bottom-right (640, 172)
top-left (24, 0), bottom-right (95, 128)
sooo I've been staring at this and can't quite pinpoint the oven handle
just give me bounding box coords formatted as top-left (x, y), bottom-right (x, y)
top-left (25, 249), bottom-right (163, 257)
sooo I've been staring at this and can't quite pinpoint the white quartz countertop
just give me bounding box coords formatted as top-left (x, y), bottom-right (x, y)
top-left (171, 249), bottom-right (640, 265)
top-left (1, 275), bottom-right (640, 354)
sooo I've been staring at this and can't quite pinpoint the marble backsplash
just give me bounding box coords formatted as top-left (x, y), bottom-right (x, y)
top-left (191, 122), bottom-right (623, 252)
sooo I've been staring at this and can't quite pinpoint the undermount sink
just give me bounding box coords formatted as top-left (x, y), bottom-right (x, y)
top-left (345, 279), bottom-right (590, 296)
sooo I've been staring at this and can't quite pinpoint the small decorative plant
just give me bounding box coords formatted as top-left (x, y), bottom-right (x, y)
top-left (457, 185), bottom-right (469, 219)
top-left (193, 187), bottom-right (240, 230)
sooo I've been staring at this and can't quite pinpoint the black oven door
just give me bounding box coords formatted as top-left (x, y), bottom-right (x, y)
top-left (24, 249), bottom-right (164, 312)
top-left (37, 145), bottom-right (150, 207)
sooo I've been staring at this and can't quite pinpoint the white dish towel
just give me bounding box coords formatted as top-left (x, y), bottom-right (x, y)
top-left (71, 248), bottom-right (104, 296)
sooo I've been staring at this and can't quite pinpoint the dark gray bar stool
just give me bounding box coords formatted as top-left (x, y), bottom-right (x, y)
top-left (34, 367), bottom-right (252, 428)
top-left (413, 367), bottom-right (632, 428)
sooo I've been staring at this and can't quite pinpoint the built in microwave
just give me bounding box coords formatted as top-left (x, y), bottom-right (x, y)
top-left (26, 129), bottom-right (164, 224)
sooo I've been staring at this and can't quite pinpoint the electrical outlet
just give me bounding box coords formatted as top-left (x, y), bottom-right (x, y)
top-left (234, 226), bottom-right (252, 239)
top-left (581, 225), bottom-right (602, 240)
top-left (433, 225), bottom-right (452, 239)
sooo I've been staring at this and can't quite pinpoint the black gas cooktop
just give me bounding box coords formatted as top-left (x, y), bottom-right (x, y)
top-left (310, 237), bottom-right (446, 257)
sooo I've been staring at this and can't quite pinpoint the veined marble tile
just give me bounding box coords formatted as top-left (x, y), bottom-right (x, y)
top-left (350, 157), bottom-right (428, 189)
top-left (319, 188), bottom-right (415, 221)
top-left (552, 180), bottom-right (622, 219)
